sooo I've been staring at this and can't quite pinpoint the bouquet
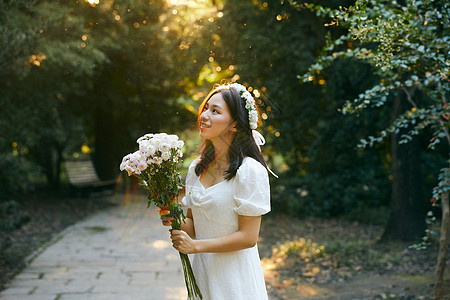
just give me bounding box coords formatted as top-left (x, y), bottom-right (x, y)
top-left (120, 133), bottom-right (202, 300)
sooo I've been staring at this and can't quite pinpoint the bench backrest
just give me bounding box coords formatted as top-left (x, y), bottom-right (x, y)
top-left (65, 160), bottom-right (100, 185)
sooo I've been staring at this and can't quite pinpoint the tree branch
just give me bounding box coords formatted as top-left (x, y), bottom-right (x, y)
top-left (401, 86), bottom-right (417, 108)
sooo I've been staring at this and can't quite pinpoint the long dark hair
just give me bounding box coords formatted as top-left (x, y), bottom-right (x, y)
top-left (195, 83), bottom-right (267, 180)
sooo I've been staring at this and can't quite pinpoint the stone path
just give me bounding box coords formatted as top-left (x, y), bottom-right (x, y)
top-left (0, 194), bottom-right (187, 300)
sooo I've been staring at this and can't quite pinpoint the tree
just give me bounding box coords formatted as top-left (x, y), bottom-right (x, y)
top-left (299, 0), bottom-right (449, 297)
top-left (67, 0), bottom-right (213, 179)
top-left (203, 0), bottom-right (392, 218)
top-left (0, 0), bottom-right (213, 192)
top-left (0, 0), bottom-right (108, 189)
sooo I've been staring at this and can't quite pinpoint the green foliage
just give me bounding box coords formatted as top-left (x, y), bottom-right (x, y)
top-left (0, 0), bottom-right (212, 194)
top-left (271, 238), bottom-right (325, 262)
top-left (0, 154), bottom-right (40, 199)
top-left (299, 0), bottom-right (449, 150)
top-left (324, 240), bottom-right (404, 270)
top-left (206, 0), bottom-right (391, 216)
top-left (297, 0), bottom-right (449, 215)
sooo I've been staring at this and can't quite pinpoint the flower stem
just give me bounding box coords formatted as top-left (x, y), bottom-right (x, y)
top-left (171, 206), bottom-right (203, 300)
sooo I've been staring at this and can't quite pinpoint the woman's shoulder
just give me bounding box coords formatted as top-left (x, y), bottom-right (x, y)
top-left (187, 157), bottom-right (200, 169)
top-left (238, 157), bottom-right (267, 176)
top-left (189, 156), bottom-right (201, 166)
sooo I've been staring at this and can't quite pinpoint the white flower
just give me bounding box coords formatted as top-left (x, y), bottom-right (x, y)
top-left (137, 133), bottom-right (155, 144)
top-left (249, 110), bottom-right (258, 129)
top-left (147, 144), bottom-right (156, 157)
top-left (160, 143), bottom-right (170, 153)
top-left (152, 138), bottom-right (161, 148)
top-left (121, 133), bottom-right (185, 176)
top-left (161, 151), bottom-right (171, 161)
top-left (119, 154), bottom-right (131, 171)
top-left (242, 91), bottom-right (252, 100)
top-left (167, 135), bottom-right (178, 145)
top-left (137, 159), bottom-right (147, 171)
top-left (153, 157), bottom-right (163, 165)
top-left (245, 99), bottom-right (253, 110)
top-left (231, 82), bottom-right (258, 129)
top-left (139, 141), bottom-right (157, 158)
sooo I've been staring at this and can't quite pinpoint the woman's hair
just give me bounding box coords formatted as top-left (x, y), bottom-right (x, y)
top-left (195, 83), bottom-right (267, 180)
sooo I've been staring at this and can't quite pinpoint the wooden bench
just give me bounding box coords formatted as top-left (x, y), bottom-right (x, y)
top-left (65, 160), bottom-right (116, 196)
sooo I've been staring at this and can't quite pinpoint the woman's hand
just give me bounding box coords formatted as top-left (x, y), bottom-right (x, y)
top-left (160, 215), bottom-right (173, 226)
top-left (159, 207), bottom-right (173, 226)
top-left (170, 229), bottom-right (197, 254)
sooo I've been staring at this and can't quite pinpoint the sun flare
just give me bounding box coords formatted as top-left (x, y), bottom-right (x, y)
top-left (86, 0), bottom-right (99, 6)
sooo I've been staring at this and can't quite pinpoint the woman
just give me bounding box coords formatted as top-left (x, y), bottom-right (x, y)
top-left (163, 82), bottom-right (272, 300)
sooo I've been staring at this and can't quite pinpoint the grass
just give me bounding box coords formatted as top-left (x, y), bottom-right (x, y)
top-left (322, 240), bottom-right (404, 270)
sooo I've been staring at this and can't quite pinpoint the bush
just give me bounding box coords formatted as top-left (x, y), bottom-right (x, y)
top-left (0, 200), bottom-right (30, 231)
top-left (0, 153), bottom-right (40, 200)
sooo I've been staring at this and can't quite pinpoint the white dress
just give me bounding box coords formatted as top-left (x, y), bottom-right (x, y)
top-left (181, 157), bottom-right (271, 300)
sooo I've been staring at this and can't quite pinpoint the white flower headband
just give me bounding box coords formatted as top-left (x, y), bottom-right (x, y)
top-left (230, 82), bottom-right (278, 178)
top-left (231, 83), bottom-right (258, 130)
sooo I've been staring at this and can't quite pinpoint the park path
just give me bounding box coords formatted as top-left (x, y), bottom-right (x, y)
top-left (0, 193), bottom-right (187, 300)
top-left (2, 192), bottom-right (433, 300)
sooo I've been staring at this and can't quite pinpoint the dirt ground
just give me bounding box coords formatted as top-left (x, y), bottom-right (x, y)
top-left (259, 214), bottom-right (450, 300)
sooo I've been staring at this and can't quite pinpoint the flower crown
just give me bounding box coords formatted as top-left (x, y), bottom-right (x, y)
top-left (231, 83), bottom-right (258, 129)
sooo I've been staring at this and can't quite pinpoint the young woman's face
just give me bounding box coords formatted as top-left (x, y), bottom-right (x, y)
top-left (199, 93), bottom-right (236, 142)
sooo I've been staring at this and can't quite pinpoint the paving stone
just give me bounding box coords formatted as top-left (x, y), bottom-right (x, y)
top-left (0, 195), bottom-right (187, 300)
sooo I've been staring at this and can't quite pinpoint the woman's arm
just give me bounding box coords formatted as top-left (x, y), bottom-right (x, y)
top-left (171, 215), bottom-right (261, 254)
top-left (180, 208), bottom-right (195, 239)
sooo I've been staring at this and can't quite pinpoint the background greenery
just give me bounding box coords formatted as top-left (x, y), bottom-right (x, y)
top-left (1, 0), bottom-right (447, 238)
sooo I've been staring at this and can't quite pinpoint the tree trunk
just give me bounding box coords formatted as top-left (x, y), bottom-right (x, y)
top-left (93, 99), bottom-right (117, 180)
top-left (381, 92), bottom-right (425, 241)
top-left (54, 144), bottom-right (64, 190)
top-left (434, 191), bottom-right (449, 299)
top-left (434, 116), bottom-right (450, 299)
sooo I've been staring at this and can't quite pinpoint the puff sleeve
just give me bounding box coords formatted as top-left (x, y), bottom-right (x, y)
top-left (181, 158), bottom-right (199, 208)
top-left (233, 158), bottom-right (271, 216)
